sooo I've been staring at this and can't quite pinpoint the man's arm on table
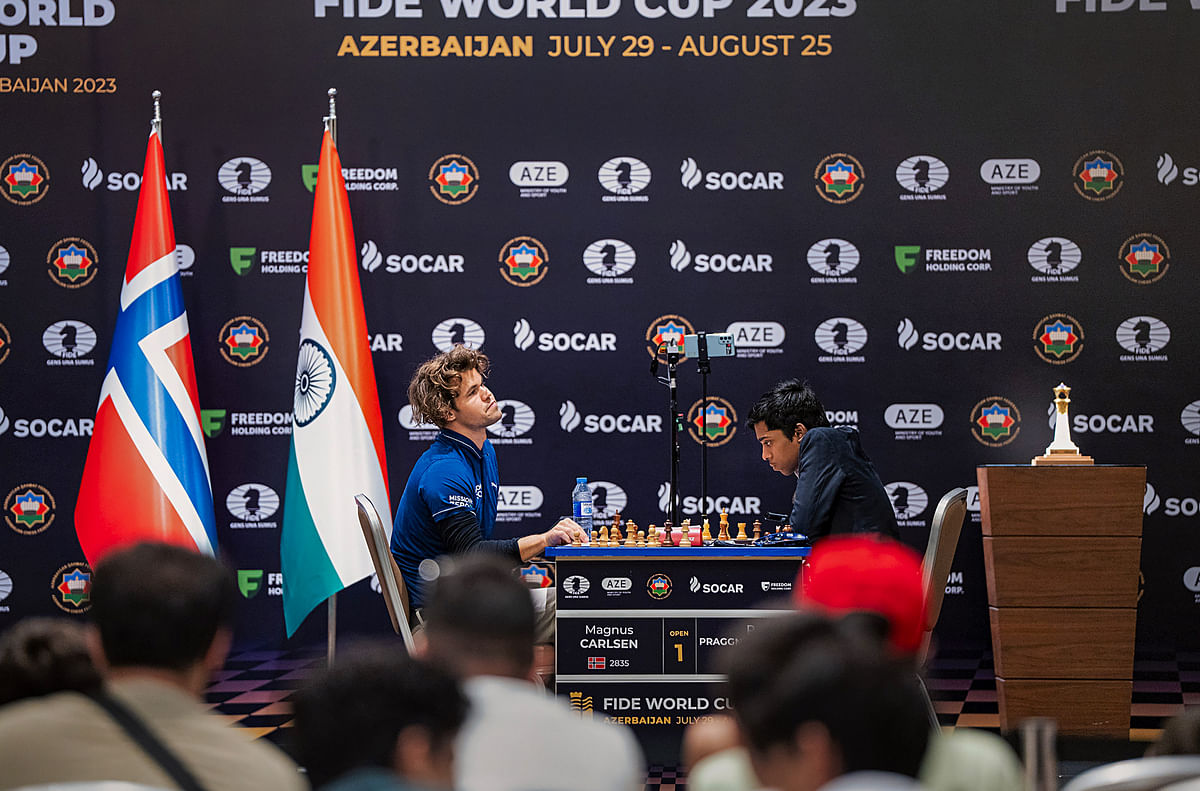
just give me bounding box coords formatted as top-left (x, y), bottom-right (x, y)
top-left (440, 511), bottom-right (582, 562)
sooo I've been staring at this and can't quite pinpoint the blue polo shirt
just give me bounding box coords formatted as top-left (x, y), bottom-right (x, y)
top-left (390, 429), bottom-right (501, 608)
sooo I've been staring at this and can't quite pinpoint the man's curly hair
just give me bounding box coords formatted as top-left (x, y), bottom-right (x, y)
top-left (408, 346), bottom-right (490, 429)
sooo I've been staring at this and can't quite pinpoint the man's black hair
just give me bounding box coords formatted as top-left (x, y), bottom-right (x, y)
top-left (725, 612), bottom-right (930, 779)
top-left (423, 555), bottom-right (535, 677)
top-left (90, 542), bottom-right (237, 671)
top-left (291, 642), bottom-right (468, 788)
top-left (747, 379), bottom-right (830, 434)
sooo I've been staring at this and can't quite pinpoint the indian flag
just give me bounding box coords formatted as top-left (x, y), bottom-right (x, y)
top-left (281, 127), bottom-right (389, 637)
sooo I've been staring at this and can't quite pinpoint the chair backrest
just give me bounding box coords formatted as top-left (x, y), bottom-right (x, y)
top-left (355, 493), bottom-right (415, 653)
top-left (1060, 756), bottom-right (1200, 791)
top-left (921, 487), bottom-right (969, 635)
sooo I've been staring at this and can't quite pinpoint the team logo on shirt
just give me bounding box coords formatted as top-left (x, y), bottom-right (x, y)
top-left (971, 397), bottom-right (1021, 447)
top-left (51, 562), bottom-right (92, 613)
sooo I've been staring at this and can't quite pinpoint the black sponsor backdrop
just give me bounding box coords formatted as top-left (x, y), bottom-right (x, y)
top-left (0, 3), bottom-right (1198, 649)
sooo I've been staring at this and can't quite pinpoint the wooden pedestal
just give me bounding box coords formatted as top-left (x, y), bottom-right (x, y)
top-left (977, 465), bottom-right (1145, 738)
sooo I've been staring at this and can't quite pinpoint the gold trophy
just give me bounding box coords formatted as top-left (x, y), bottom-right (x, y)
top-left (1032, 383), bottom-right (1094, 466)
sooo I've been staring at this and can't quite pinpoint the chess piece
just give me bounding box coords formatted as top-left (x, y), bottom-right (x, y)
top-left (736, 521), bottom-right (748, 541)
top-left (1032, 383), bottom-right (1094, 466)
top-left (600, 525), bottom-right (612, 546)
top-left (667, 520), bottom-right (681, 547)
top-left (718, 511), bottom-right (730, 542)
top-left (752, 520), bottom-right (762, 540)
top-left (636, 529), bottom-right (646, 548)
top-left (611, 522), bottom-right (622, 545)
top-left (624, 520), bottom-right (637, 547)
top-left (647, 525), bottom-right (660, 548)
top-left (571, 531), bottom-right (582, 547)
top-left (701, 518), bottom-right (712, 542)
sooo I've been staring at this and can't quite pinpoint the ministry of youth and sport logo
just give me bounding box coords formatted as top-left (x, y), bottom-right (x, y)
top-left (598, 157), bottom-right (651, 202)
top-left (432, 318), bottom-right (486, 351)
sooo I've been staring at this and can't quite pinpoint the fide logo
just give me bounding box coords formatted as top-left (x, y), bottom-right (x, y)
top-left (226, 484), bottom-right (281, 527)
top-left (582, 239), bottom-right (636, 283)
top-left (1074, 150), bottom-right (1123, 201)
top-left (5, 483), bottom-right (56, 535)
top-left (0, 322), bottom-right (9, 365)
top-left (814, 153), bottom-right (865, 204)
top-left (884, 482), bottom-right (929, 527)
top-left (432, 317), bottom-right (486, 352)
top-left (51, 562), bottom-right (92, 614)
top-left (686, 397), bottom-right (738, 447)
top-left (806, 238), bottom-right (860, 281)
top-left (895, 155), bottom-right (949, 199)
top-left (1116, 316), bottom-right (1170, 358)
top-left (1028, 237), bottom-right (1082, 281)
top-left (1033, 313), bottom-right (1084, 364)
top-left (218, 316), bottom-right (270, 367)
top-left (428, 154), bottom-right (479, 205)
top-left (971, 397), bottom-right (1021, 447)
top-left (814, 317), bottom-right (868, 362)
top-left (1119, 233), bottom-right (1170, 285)
top-left (47, 237), bottom-right (99, 289)
top-left (217, 157), bottom-right (272, 202)
top-left (2, 153), bottom-right (50, 205)
top-left (645, 314), bottom-right (694, 363)
top-left (1181, 400), bottom-right (1200, 443)
top-left (598, 156), bottom-right (651, 202)
top-left (498, 236), bottom-right (549, 287)
top-left (588, 481), bottom-right (629, 521)
top-left (562, 575), bottom-right (591, 596)
top-left (486, 399), bottom-right (535, 440)
top-left (43, 320), bottom-right (97, 365)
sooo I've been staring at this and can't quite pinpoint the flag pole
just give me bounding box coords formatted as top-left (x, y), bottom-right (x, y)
top-left (151, 90), bottom-right (162, 140)
top-left (324, 87), bottom-right (338, 669)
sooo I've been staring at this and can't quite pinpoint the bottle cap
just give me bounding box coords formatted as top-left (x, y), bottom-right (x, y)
top-left (576, 477), bottom-right (587, 484)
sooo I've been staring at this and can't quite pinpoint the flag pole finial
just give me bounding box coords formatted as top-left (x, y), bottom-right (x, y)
top-left (325, 88), bottom-right (338, 145)
top-left (151, 90), bottom-right (163, 140)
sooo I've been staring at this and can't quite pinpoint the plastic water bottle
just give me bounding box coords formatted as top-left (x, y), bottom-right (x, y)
top-left (571, 477), bottom-right (594, 539)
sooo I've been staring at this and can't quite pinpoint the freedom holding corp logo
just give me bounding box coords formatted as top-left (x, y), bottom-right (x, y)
top-left (498, 236), bottom-right (549, 286)
top-left (1033, 313), bottom-right (1084, 364)
top-left (429, 154), bottom-right (479, 204)
top-left (971, 397), bottom-right (1021, 447)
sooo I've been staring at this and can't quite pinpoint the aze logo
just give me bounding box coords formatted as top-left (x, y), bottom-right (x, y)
top-left (498, 236), bottom-right (549, 286)
top-left (5, 483), bottom-right (55, 535)
top-left (1034, 313), bottom-right (1084, 364)
top-left (971, 397), bottom-right (1021, 447)
top-left (219, 316), bottom-right (270, 367)
top-left (2, 153), bottom-right (49, 205)
top-left (814, 153), bottom-right (864, 204)
top-left (1119, 233), bottom-right (1170, 284)
top-left (645, 314), bottom-right (693, 363)
top-left (47, 237), bottom-right (99, 288)
top-left (647, 573), bottom-right (672, 600)
top-left (686, 397), bottom-right (738, 447)
top-left (51, 562), bottom-right (92, 613)
top-left (429, 154), bottom-right (479, 205)
top-left (1074, 150), bottom-right (1123, 201)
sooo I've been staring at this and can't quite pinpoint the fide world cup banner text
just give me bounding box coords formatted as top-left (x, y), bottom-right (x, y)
top-left (1, 1), bottom-right (1199, 649)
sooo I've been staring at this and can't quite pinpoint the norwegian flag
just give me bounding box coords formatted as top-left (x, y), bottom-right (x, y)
top-left (75, 125), bottom-right (215, 563)
top-left (587, 656), bottom-right (606, 670)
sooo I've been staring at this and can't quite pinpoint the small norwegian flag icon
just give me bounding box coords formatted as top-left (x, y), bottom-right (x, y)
top-left (587, 656), bottom-right (606, 670)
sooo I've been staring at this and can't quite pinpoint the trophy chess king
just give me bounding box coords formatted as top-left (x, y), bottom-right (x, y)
top-left (1032, 383), bottom-right (1094, 466)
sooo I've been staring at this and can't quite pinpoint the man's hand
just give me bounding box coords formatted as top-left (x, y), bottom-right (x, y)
top-left (544, 517), bottom-right (588, 547)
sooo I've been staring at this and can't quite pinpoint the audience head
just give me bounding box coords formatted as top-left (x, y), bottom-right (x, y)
top-left (291, 641), bottom-right (467, 790)
top-left (0, 617), bottom-right (102, 706)
top-left (1146, 708), bottom-right (1200, 757)
top-left (90, 542), bottom-right (237, 673)
top-left (799, 535), bottom-right (928, 657)
top-left (422, 555), bottom-right (535, 679)
top-left (725, 612), bottom-right (930, 791)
